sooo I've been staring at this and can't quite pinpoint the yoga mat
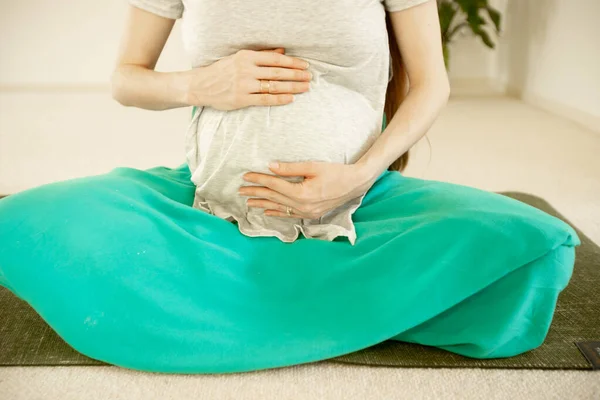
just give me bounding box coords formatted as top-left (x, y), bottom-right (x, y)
top-left (0, 192), bottom-right (598, 370)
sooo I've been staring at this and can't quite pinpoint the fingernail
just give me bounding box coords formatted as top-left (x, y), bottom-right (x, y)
top-left (305, 61), bottom-right (310, 68)
top-left (269, 162), bottom-right (279, 169)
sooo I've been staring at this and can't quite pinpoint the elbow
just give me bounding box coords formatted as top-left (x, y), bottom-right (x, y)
top-left (411, 74), bottom-right (450, 109)
top-left (110, 68), bottom-right (132, 107)
top-left (438, 73), bottom-right (451, 106)
top-left (430, 74), bottom-right (451, 110)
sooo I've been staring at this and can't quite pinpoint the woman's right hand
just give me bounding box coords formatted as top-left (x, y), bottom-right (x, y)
top-left (185, 48), bottom-right (313, 111)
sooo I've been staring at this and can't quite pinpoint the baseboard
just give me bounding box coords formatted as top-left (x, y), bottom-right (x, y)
top-left (449, 78), bottom-right (507, 97)
top-left (449, 79), bottom-right (600, 134)
top-left (506, 85), bottom-right (600, 134)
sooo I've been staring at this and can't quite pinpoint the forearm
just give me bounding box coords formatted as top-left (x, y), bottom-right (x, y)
top-left (356, 81), bottom-right (450, 180)
top-left (110, 64), bottom-right (195, 111)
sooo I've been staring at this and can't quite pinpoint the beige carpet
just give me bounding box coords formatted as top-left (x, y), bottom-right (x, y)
top-left (1, 363), bottom-right (599, 400)
top-left (0, 94), bottom-right (599, 399)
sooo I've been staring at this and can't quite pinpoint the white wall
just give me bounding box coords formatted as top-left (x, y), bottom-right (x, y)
top-left (497, 0), bottom-right (600, 132)
top-left (0, 0), bottom-right (189, 87)
top-left (444, 0), bottom-right (599, 132)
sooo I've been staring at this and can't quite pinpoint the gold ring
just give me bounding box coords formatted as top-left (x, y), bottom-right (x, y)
top-left (286, 206), bottom-right (292, 216)
top-left (260, 80), bottom-right (271, 93)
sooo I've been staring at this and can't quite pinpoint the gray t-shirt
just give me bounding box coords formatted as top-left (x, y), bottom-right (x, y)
top-left (129, 0), bottom-right (429, 245)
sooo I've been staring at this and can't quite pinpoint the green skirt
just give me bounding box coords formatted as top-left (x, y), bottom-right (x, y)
top-left (0, 160), bottom-right (580, 373)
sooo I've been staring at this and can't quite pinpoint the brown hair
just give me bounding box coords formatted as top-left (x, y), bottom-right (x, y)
top-left (384, 12), bottom-right (410, 172)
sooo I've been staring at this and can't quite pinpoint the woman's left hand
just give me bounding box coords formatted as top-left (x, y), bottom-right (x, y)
top-left (238, 161), bottom-right (378, 219)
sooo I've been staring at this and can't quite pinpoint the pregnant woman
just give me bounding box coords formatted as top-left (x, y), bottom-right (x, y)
top-left (0, 0), bottom-right (580, 374)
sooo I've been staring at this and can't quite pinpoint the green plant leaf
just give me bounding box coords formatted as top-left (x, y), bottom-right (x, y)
top-left (438, 1), bottom-right (458, 40)
top-left (475, 28), bottom-right (495, 48)
top-left (443, 44), bottom-right (450, 69)
top-left (486, 7), bottom-right (502, 33)
top-left (466, 12), bottom-right (486, 27)
top-left (454, 0), bottom-right (488, 14)
top-left (439, 0), bottom-right (500, 50)
top-left (447, 22), bottom-right (467, 41)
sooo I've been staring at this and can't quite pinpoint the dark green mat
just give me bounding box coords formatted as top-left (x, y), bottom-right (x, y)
top-left (1, 192), bottom-right (598, 369)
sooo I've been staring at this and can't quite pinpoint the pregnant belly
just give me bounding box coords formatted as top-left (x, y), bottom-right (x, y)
top-left (185, 79), bottom-right (381, 204)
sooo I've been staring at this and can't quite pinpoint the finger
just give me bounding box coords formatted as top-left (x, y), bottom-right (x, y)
top-left (254, 66), bottom-right (312, 82)
top-left (247, 199), bottom-right (307, 218)
top-left (241, 174), bottom-right (303, 201)
top-left (240, 184), bottom-right (301, 209)
top-left (265, 209), bottom-right (309, 219)
top-left (259, 47), bottom-right (285, 54)
top-left (268, 161), bottom-right (320, 177)
top-left (253, 51), bottom-right (309, 70)
top-left (247, 93), bottom-right (295, 106)
top-left (249, 79), bottom-right (310, 94)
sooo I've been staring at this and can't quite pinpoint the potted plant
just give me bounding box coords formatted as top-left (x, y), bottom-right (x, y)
top-left (438, 0), bottom-right (503, 68)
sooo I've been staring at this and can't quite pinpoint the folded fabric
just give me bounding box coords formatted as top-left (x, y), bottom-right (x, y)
top-left (0, 161), bottom-right (579, 374)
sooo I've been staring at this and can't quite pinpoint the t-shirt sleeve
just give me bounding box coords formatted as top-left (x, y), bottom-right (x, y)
top-left (128, 0), bottom-right (184, 20)
top-left (381, 0), bottom-right (431, 13)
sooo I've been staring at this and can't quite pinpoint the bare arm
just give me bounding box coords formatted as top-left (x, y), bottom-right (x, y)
top-left (110, 6), bottom-right (192, 110)
top-left (111, 5), bottom-right (312, 111)
top-left (356, 0), bottom-right (450, 177)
